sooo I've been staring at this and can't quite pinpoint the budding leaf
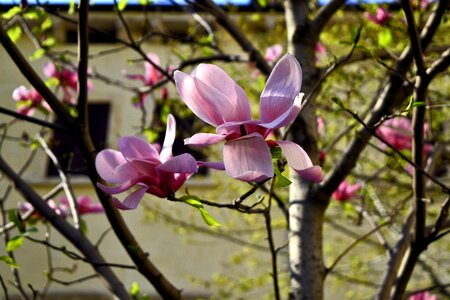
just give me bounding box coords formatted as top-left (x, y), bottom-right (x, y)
top-left (378, 28), bottom-right (392, 47)
top-left (118, 0), bottom-right (127, 11)
top-left (0, 255), bottom-right (18, 268)
top-left (130, 281), bottom-right (140, 297)
top-left (7, 236), bottom-right (24, 252)
top-left (273, 162), bottom-right (291, 187)
top-left (180, 195), bottom-right (220, 227)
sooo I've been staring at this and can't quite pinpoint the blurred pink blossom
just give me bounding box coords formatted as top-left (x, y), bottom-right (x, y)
top-left (96, 114), bottom-right (198, 210)
top-left (409, 291), bottom-right (437, 300)
top-left (364, 7), bottom-right (391, 25)
top-left (123, 53), bottom-right (169, 107)
top-left (174, 54), bottom-right (323, 183)
top-left (12, 85), bottom-right (51, 116)
top-left (60, 195), bottom-right (104, 215)
top-left (43, 61), bottom-right (93, 105)
top-left (315, 42), bottom-right (327, 62)
top-left (376, 117), bottom-right (429, 152)
top-left (19, 200), bottom-right (69, 220)
top-left (332, 180), bottom-right (361, 202)
top-left (264, 44), bottom-right (283, 63)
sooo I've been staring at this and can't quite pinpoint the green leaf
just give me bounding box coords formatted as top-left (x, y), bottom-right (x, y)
top-left (130, 281), bottom-right (140, 297)
top-left (7, 25), bottom-right (22, 43)
top-left (80, 219), bottom-right (88, 236)
top-left (68, 106), bottom-right (79, 117)
top-left (23, 9), bottom-right (41, 20)
top-left (42, 37), bottom-right (56, 48)
top-left (41, 17), bottom-right (53, 31)
top-left (118, 0), bottom-right (127, 11)
top-left (29, 48), bottom-right (45, 61)
top-left (2, 6), bottom-right (22, 20)
top-left (378, 28), bottom-right (392, 47)
top-left (179, 195), bottom-right (220, 227)
top-left (273, 162), bottom-right (291, 187)
top-left (8, 209), bottom-right (25, 234)
top-left (0, 255), bottom-right (18, 268)
top-left (143, 128), bottom-right (159, 143)
top-left (68, 0), bottom-right (76, 14)
top-left (270, 147), bottom-right (282, 159)
top-left (257, 0), bottom-right (267, 7)
top-left (351, 26), bottom-right (361, 44)
top-left (7, 236), bottom-right (24, 252)
top-left (412, 101), bottom-right (425, 108)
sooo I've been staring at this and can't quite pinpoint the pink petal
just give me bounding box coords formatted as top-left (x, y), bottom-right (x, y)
top-left (223, 133), bottom-right (273, 182)
top-left (258, 93), bottom-right (303, 129)
top-left (264, 44), bottom-right (283, 62)
top-left (193, 64), bottom-right (251, 123)
top-left (174, 70), bottom-right (224, 126)
top-left (144, 53), bottom-right (161, 85)
top-left (12, 86), bottom-right (28, 101)
top-left (160, 114), bottom-right (175, 162)
top-left (43, 61), bottom-right (57, 78)
top-left (260, 54), bottom-right (302, 123)
top-left (96, 149), bottom-right (129, 183)
top-left (122, 70), bottom-right (146, 83)
top-left (185, 133), bottom-right (226, 147)
top-left (197, 161), bottom-right (225, 170)
top-left (347, 182), bottom-right (361, 195)
top-left (275, 140), bottom-right (324, 182)
top-left (157, 153), bottom-right (198, 174)
top-left (128, 159), bottom-right (159, 177)
top-left (112, 186), bottom-right (148, 210)
top-left (119, 136), bottom-right (160, 160)
top-left (96, 176), bottom-right (146, 194)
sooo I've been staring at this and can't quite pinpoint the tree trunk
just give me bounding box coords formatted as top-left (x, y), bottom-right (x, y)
top-left (285, 1), bottom-right (327, 298)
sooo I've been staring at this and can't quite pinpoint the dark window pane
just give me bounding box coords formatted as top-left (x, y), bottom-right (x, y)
top-left (46, 103), bottom-right (110, 177)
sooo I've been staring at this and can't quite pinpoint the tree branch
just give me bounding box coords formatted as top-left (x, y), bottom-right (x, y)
top-left (0, 155), bottom-right (132, 300)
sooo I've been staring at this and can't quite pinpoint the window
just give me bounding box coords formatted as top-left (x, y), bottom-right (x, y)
top-left (46, 103), bottom-right (110, 177)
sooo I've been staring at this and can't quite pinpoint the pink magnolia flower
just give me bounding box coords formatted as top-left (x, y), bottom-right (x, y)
top-left (264, 44), bottom-right (283, 63)
top-left (95, 114), bottom-right (198, 210)
top-left (123, 53), bottom-right (168, 107)
top-left (364, 7), bottom-right (391, 25)
top-left (43, 61), bottom-right (93, 104)
top-left (315, 42), bottom-right (327, 62)
top-left (332, 180), bottom-right (361, 202)
top-left (12, 85), bottom-right (51, 116)
top-left (60, 195), bottom-right (104, 215)
top-left (409, 291), bottom-right (437, 300)
top-left (174, 54), bottom-right (324, 183)
top-left (19, 200), bottom-right (69, 220)
top-left (376, 117), bottom-right (430, 152)
top-left (376, 117), bottom-right (413, 151)
top-left (419, 0), bottom-right (432, 9)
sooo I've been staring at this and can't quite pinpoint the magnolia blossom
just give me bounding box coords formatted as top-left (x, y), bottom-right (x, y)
top-left (174, 54), bottom-right (324, 183)
top-left (19, 200), bottom-right (69, 220)
top-left (43, 61), bottom-right (93, 104)
top-left (264, 44), bottom-right (283, 63)
top-left (376, 117), bottom-right (430, 152)
top-left (96, 114), bottom-right (198, 210)
top-left (123, 53), bottom-right (169, 106)
top-left (419, 0), bottom-right (432, 9)
top-left (19, 196), bottom-right (103, 221)
top-left (315, 42), bottom-right (327, 62)
top-left (332, 180), bottom-right (361, 202)
top-left (60, 195), bottom-right (104, 215)
top-left (364, 7), bottom-right (391, 25)
top-left (409, 291), bottom-right (437, 300)
top-left (12, 85), bottom-right (51, 116)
